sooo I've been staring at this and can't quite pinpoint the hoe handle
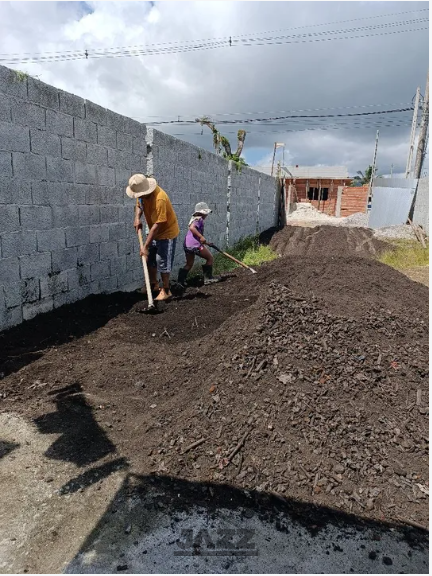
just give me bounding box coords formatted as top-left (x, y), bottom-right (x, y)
top-left (137, 229), bottom-right (154, 308)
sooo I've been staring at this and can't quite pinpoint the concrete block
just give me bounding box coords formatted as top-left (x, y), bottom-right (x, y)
top-left (20, 251), bottom-right (52, 279)
top-left (97, 125), bottom-right (116, 148)
top-left (77, 243), bottom-right (100, 265)
top-left (65, 226), bottom-right (90, 247)
top-left (108, 148), bottom-right (130, 169)
top-left (52, 247), bottom-right (78, 273)
top-left (117, 132), bottom-right (132, 152)
top-left (30, 129), bottom-right (61, 157)
top-left (0, 305), bottom-right (23, 329)
top-left (23, 297), bottom-right (53, 321)
top-left (20, 278), bottom-right (40, 303)
top-left (0, 151), bottom-right (13, 177)
top-left (74, 117), bottom-right (97, 143)
top-left (90, 280), bottom-right (101, 294)
top-left (89, 224), bottom-right (109, 244)
top-left (90, 261), bottom-right (110, 281)
top-left (117, 237), bottom-right (134, 257)
top-left (86, 185), bottom-right (102, 205)
top-left (61, 137), bottom-right (86, 162)
top-left (0, 93), bottom-right (12, 122)
top-left (130, 155), bottom-right (145, 174)
top-left (99, 240), bottom-right (118, 261)
top-left (0, 205), bottom-right (19, 233)
top-left (115, 167), bottom-right (131, 187)
top-left (100, 276), bottom-right (118, 293)
top-left (0, 256), bottom-right (20, 283)
top-left (40, 271), bottom-right (68, 298)
top-left (104, 185), bottom-right (123, 205)
top-left (20, 205), bottom-right (52, 230)
top-left (68, 265), bottom-right (91, 289)
top-left (96, 165), bottom-right (115, 186)
top-left (59, 90), bottom-right (85, 118)
top-left (3, 282), bottom-right (21, 308)
top-left (109, 256), bottom-right (126, 276)
top-left (100, 206), bottom-right (119, 224)
top-left (28, 77), bottom-right (59, 110)
top-left (37, 228), bottom-right (66, 252)
top-left (52, 205), bottom-right (79, 228)
top-left (46, 109), bottom-right (74, 137)
top-left (12, 152), bottom-right (46, 180)
top-left (0, 66), bottom-right (28, 99)
top-left (47, 156), bottom-right (74, 182)
top-left (75, 161), bottom-right (96, 184)
top-left (85, 100), bottom-right (108, 125)
top-left (108, 222), bottom-right (126, 241)
top-left (106, 110), bottom-right (126, 132)
top-left (86, 142), bottom-right (108, 165)
top-left (132, 136), bottom-right (146, 156)
top-left (2, 230), bottom-right (37, 258)
top-left (0, 121), bottom-right (30, 152)
top-left (79, 205), bottom-right (99, 225)
top-left (12, 100), bottom-right (46, 130)
top-left (124, 117), bottom-right (145, 138)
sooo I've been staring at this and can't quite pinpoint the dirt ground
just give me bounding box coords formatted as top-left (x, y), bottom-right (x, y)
top-left (0, 224), bottom-right (428, 539)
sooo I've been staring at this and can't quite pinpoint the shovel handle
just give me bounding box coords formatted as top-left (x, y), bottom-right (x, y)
top-left (137, 229), bottom-right (154, 308)
top-left (208, 243), bottom-right (256, 274)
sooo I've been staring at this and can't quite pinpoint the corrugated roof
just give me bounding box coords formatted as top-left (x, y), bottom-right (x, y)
top-left (254, 165), bottom-right (350, 179)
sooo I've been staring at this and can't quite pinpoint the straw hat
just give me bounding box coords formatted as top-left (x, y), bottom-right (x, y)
top-left (126, 174), bottom-right (157, 199)
top-left (193, 202), bottom-right (212, 216)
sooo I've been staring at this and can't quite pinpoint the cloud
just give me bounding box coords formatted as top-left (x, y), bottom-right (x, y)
top-left (0, 1), bottom-right (428, 175)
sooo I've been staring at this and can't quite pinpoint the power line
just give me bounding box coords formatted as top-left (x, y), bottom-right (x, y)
top-left (0, 7), bottom-right (427, 59)
top-left (147, 107), bottom-right (414, 126)
top-left (0, 18), bottom-right (427, 64)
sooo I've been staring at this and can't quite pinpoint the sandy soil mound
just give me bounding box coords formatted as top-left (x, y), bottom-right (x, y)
top-left (270, 225), bottom-right (389, 258)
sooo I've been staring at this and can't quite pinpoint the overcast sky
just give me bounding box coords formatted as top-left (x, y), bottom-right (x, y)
top-left (0, 1), bottom-right (428, 175)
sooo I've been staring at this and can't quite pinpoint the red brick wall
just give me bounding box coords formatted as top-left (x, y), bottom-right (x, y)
top-left (340, 185), bottom-right (368, 216)
top-left (284, 178), bottom-right (351, 216)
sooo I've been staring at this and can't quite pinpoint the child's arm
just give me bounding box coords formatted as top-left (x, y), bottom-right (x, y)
top-left (189, 223), bottom-right (206, 244)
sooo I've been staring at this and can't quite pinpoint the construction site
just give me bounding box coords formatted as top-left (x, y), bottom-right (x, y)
top-left (0, 16), bottom-right (429, 573)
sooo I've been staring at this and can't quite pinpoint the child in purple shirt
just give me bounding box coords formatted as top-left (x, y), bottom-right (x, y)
top-left (177, 202), bottom-right (220, 287)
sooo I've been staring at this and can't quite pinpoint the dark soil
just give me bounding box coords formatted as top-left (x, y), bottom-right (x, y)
top-left (0, 251), bottom-right (428, 528)
top-left (270, 226), bottom-right (389, 258)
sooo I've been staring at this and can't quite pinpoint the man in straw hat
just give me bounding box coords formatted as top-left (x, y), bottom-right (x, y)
top-left (126, 174), bottom-right (180, 301)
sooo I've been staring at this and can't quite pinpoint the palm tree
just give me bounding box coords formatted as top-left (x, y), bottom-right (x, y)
top-left (196, 117), bottom-right (248, 166)
top-left (352, 165), bottom-right (374, 186)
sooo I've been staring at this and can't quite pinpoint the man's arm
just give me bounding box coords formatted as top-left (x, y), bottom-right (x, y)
top-left (134, 202), bottom-right (143, 231)
top-left (141, 222), bottom-right (160, 257)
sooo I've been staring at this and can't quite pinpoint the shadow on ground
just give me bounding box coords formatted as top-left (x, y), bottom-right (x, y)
top-left (65, 472), bottom-right (429, 574)
top-left (0, 440), bottom-right (20, 460)
top-left (0, 292), bottom-right (142, 378)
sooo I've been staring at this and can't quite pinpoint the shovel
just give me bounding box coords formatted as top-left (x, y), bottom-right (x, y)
top-left (208, 243), bottom-right (257, 274)
top-left (137, 229), bottom-right (164, 314)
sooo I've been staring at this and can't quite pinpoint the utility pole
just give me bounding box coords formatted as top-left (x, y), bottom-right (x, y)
top-left (271, 143), bottom-right (277, 177)
top-left (367, 130), bottom-right (379, 211)
top-left (390, 163), bottom-right (394, 177)
top-left (414, 71), bottom-right (429, 179)
top-left (405, 86), bottom-right (421, 178)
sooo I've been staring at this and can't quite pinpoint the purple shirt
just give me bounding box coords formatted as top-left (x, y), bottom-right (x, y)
top-left (185, 217), bottom-right (204, 249)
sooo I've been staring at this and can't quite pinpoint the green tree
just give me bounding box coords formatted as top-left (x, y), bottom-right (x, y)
top-left (196, 117), bottom-right (248, 168)
top-left (352, 165), bottom-right (374, 186)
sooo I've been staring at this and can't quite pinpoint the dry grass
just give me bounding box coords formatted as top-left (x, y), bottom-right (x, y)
top-left (379, 239), bottom-right (429, 270)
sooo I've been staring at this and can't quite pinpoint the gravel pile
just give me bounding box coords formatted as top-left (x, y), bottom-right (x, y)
top-left (287, 203), bottom-right (339, 224)
top-left (374, 225), bottom-right (418, 241)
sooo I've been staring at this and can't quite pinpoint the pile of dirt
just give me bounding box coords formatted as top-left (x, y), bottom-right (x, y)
top-left (0, 253), bottom-right (428, 527)
top-left (157, 281), bottom-right (428, 525)
top-left (270, 225), bottom-right (389, 258)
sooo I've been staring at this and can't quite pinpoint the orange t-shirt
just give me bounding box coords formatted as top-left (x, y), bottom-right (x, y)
top-left (137, 186), bottom-right (179, 240)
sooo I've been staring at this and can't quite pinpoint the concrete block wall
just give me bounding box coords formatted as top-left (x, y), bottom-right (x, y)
top-left (0, 65), bottom-right (277, 331)
top-left (0, 65), bottom-right (145, 331)
top-left (148, 128), bottom-right (277, 257)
